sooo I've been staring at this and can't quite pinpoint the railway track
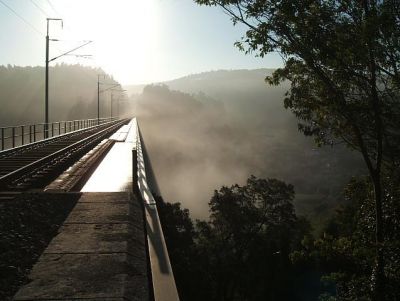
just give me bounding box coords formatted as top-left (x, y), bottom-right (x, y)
top-left (0, 119), bottom-right (129, 191)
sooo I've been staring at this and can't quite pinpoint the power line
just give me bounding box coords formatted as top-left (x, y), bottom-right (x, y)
top-left (49, 3), bottom-right (96, 64)
top-left (0, 0), bottom-right (68, 64)
top-left (29, 1), bottom-right (83, 60)
top-left (27, 1), bottom-right (67, 56)
top-left (30, 0), bottom-right (50, 17)
top-left (43, 0), bottom-right (81, 42)
top-left (45, 0), bottom-right (61, 17)
top-left (0, 0), bottom-right (44, 37)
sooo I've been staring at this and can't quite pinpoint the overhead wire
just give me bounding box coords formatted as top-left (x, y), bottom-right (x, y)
top-left (45, 0), bottom-right (61, 17)
top-left (26, 0), bottom-right (70, 59)
top-left (45, 1), bottom-right (82, 42)
top-left (0, 0), bottom-right (44, 37)
top-left (29, 0), bottom-right (50, 17)
top-left (45, 1), bottom-right (100, 85)
top-left (42, 0), bottom-right (95, 64)
top-left (1, 0), bottom-right (103, 104)
top-left (28, 0), bottom-right (92, 64)
top-left (2, 0), bottom-right (98, 76)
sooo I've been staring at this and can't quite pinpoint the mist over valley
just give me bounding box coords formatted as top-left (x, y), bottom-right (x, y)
top-left (129, 69), bottom-right (365, 226)
top-left (0, 65), bottom-right (364, 227)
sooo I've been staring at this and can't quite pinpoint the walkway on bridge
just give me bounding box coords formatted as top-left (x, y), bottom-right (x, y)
top-left (13, 118), bottom-right (179, 301)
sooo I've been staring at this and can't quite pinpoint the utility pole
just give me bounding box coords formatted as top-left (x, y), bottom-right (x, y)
top-left (98, 81), bottom-right (119, 122)
top-left (117, 96), bottom-right (119, 118)
top-left (45, 18), bottom-right (62, 138)
top-left (111, 92), bottom-right (113, 118)
top-left (44, 18), bottom-right (92, 138)
top-left (97, 74), bottom-right (106, 125)
top-left (110, 89), bottom-right (126, 119)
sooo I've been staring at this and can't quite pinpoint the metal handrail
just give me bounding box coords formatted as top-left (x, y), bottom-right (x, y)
top-left (132, 119), bottom-right (180, 301)
top-left (0, 117), bottom-right (118, 151)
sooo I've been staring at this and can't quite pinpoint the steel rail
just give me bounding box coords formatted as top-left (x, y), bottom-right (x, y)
top-left (0, 119), bottom-right (129, 190)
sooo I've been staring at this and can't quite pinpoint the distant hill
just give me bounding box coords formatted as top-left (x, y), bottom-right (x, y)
top-left (0, 64), bottom-right (121, 126)
top-left (167, 69), bottom-right (291, 128)
top-left (127, 69), bottom-right (292, 127)
top-left (131, 69), bottom-right (366, 230)
top-left (166, 68), bottom-right (276, 94)
top-left (124, 83), bottom-right (146, 97)
top-left (126, 68), bottom-right (276, 97)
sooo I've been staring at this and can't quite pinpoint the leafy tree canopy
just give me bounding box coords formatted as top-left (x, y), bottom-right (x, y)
top-left (195, 0), bottom-right (400, 164)
top-left (161, 176), bottom-right (315, 301)
top-left (193, 1), bottom-right (400, 299)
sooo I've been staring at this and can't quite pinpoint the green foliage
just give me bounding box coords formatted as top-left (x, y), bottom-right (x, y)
top-left (159, 173), bottom-right (400, 300)
top-left (154, 197), bottom-right (204, 300)
top-left (159, 176), bottom-right (318, 301)
top-left (308, 175), bottom-right (400, 300)
top-left (193, 1), bottom-right (400, 298)
top-left (135, 79), bottom-right (365, 232)
top-left (196, 176), bottom-right (310, 300)
top-left (0, 64), bottom-right (118, 126)
top-left (196, 0), bottom-right (400, 164)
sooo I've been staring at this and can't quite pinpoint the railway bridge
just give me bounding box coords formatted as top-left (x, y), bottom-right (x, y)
top-left (0, 118), bottom-right (179, 301)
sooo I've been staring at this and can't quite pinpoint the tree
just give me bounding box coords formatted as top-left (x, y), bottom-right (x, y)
top-left (156, 177), bottom-right (315, 300)
top-left (195, 176), bottom-right (313, 300)
top-left (153, 197), bottom-right (204, 300)
top-left (194, 1), bottom-right (400, 299)
top-left (305, 176), bottom-right (400, 300)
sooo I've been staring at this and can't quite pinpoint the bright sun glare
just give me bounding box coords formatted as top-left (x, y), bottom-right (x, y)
top-left (52, 0), bottom-right (158, 84)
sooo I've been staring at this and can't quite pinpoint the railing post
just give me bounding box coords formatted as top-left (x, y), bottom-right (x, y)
top-left (33, 124), bottom-right (36, 142)
top-left (12, 127), bottom-right (15, 148)
top-left (51, 123), bottom-right (54, 137)
top-left (1, 128), bottom-right (4, 150)
top-left (21, 126), bottom-right (24, 146)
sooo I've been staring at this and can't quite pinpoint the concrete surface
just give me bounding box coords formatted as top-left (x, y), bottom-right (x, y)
top-left (14, 117), bottom-right (178, 301)
top-left (81, 143), bottom-right (134, 192)
top-left (14, 192), bottom-right (149, 301)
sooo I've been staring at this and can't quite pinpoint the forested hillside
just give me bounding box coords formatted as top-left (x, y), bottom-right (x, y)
top-left (0, 64), bottom-right (119, 126)
top-left (130, 70), bottom-right (365, 229)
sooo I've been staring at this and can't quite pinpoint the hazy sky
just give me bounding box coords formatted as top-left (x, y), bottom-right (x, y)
top-left (0, 0), bottom-right (282, 84)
